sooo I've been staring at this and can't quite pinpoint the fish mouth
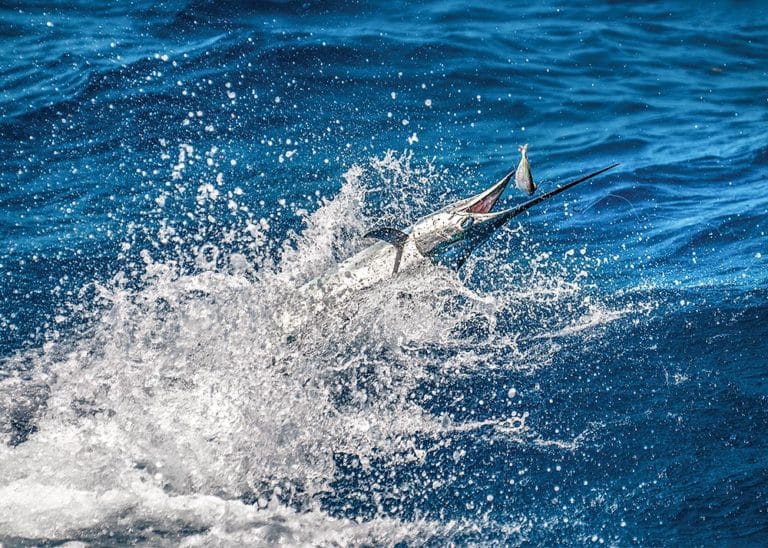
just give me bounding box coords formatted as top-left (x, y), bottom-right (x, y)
top-left (474, 163), bottom-right (621, 226)
top-left (460, 170), bottom-right (515, 214)
top-left (457, 162), bottom-right (619, 220)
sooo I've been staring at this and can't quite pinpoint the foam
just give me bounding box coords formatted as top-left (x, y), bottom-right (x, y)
top-left (0, 152), bottom-right (644, 544)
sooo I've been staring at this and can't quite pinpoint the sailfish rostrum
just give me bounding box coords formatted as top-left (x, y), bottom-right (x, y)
top-left (303, 160), bottom-right (619, 299)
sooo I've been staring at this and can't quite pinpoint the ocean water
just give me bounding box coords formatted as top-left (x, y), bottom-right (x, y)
top-left (1, 1), bottom-right (767, 545)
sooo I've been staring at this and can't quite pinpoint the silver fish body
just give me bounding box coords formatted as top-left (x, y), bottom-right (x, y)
top-left (298, 161), bottom-right (619, 303)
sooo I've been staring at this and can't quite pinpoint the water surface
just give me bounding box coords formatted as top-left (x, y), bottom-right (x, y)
top-left (1, 1), bottom-right (767, 545)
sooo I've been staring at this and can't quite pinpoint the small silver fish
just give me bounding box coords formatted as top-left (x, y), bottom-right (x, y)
top-left (515, 143), bottom-right (536, 195)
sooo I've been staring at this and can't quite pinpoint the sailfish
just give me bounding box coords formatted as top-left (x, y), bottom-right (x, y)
top-left (303, 157), bottom-right (619, 299)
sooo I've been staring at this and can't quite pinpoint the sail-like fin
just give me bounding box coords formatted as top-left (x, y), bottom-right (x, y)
top-left (364, 227), bottom-right (408, 274)
top-left (364, 227), bottom-right (408, 246)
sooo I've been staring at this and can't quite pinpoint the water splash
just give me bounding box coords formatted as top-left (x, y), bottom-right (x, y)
top-left (0, 152), bottom-right (646, 544)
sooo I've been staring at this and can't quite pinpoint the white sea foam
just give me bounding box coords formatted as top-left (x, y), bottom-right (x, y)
top-left (0, 152), bottom-right (645, 544)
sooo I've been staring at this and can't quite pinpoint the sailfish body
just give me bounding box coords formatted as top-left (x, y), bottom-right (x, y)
top-left (303, 160), bottom-right (619, 300)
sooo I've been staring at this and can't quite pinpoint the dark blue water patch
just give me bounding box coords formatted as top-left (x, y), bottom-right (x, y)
top-left (0, 252), bottom-right (116, 357)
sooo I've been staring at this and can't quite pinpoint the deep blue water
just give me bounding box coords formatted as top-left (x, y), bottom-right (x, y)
top-left (1, 1), bottom-right (767, 545)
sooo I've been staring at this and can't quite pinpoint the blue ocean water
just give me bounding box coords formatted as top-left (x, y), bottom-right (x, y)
top-left (1, 1), bottom-right (767, 545)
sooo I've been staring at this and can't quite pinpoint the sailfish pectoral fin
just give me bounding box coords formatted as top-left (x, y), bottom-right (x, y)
top-left (364, 227), bottom-right (409, 275)
top-left (391, 245), bottom-right (405, 275)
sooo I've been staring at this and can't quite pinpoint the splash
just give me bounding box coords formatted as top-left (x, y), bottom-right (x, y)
top-left (0, 151), bottom-right (646, 544)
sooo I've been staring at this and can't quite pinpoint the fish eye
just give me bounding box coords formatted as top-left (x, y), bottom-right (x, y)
top-left (461, 217), bottom-right (474, 229)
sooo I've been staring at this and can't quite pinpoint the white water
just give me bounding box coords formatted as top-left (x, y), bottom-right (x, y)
top-left (0, 152), bottom-right (644, 545)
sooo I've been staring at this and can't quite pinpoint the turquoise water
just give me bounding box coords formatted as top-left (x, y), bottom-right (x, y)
top-left (1, 1), bottom-right (767, 545)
